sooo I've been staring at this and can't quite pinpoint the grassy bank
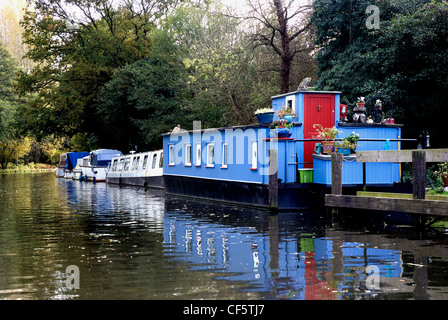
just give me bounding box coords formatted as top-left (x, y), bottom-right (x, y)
top-left (0, 163), bottom-right (54, 174)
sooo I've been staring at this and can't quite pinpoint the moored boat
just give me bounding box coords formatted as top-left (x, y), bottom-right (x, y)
top-left (55, 153), bottom-right (67, 178)
top-left (64, 152), bottom-right (90, 179)
top-left (162, 90), bottom-right (409, 210)
top-left (106, 150), bottom-right (164, 188)
top-left (85, 149), bottom-right (123, 182)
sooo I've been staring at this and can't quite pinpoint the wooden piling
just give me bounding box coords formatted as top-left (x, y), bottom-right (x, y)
top-left (412, 151), bottom-right (426, 200)
top-left (331, 153), bottom-right (343, 195)
top-left (269, 149), bottom-right (278, 213)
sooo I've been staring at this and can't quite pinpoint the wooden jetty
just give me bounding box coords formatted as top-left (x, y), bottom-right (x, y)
top-left (326, 149), bottom-right (448, 216)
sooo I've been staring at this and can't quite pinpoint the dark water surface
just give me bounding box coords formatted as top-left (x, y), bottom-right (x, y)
top-left (1, 172), bottom-right (448, 300)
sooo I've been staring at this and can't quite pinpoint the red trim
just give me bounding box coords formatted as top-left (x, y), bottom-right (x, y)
top-left (263, 138), bottom-right (295, 141)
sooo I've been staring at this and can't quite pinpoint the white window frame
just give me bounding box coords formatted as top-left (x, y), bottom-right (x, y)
top-left (206, 143), bottom-right (214, 167)
top-left (286, 95), bottom-right (296, 115)
top-left (142, 155), bottom-right (149, 170)
top-left (169, 145), bottom-right (175, 166)
top-left (195, 144), bottom-right (201, 167)
top-left (152, 153), bottom-right (158, 169)
top-left (221, 142), bottom-right (228, 168)
top-left (185, 144), bottom-right (192, 166)
top-left (124, 157), bottom-right (131, 171)
top-left (251, 141), bottom-right (257, 170)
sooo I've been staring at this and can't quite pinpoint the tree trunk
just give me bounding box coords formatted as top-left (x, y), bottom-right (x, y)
top-left (274, 0), bottom-right (292, 93)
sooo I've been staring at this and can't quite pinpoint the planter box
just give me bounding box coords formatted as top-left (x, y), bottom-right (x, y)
top-left (256, 112), bottom-right (274, 124)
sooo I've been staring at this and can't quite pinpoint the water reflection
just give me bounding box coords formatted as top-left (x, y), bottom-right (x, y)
top-left (163, 204), bottom-right (405, 300)
top-left (1, 173), bottom-right (448, 300)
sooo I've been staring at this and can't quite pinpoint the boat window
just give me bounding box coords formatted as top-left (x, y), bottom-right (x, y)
top-left (251, 141), bottom-right (257, 170)
top-left (112, 159), bottom-right (118, 171)
top-left (195, 144), bottom-right (201, 166)
top-left (142, 155), bottom-right (149, 170)
top-left (286, 95), bottom-right (296, 115)
top-left (152, 153), bottom-right (157, 169)
top-left (185, 144), bottom-right (192, 166)
top-left (132, 156), bottom-right (140, 170)
top-left (169, 145), bottom-right (175, 165)
top-left (221, 142), bottom-right (228, 168)
top-left (159, 153), bottom-right (163, 168)
top-left (206, 143), bottom-right (214, 167)
top-left (124, 158), bottom-right (131, 171)
top-left (118, 159), bottom-right (124, 171)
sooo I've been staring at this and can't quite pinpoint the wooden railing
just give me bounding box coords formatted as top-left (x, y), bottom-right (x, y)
top-left (326, 149), bottom-right (448, 216)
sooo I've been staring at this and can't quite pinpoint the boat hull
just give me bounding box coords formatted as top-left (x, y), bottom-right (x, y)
top-left (163, 175), bottom-right (315, 210)
top-left (107, 176), bottom-right (164, 189)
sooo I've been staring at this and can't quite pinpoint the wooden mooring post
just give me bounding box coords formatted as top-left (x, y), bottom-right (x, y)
top-left (331, 153), bottom-right (343, 195)
top-left (268, 149), bottom-right (279, 214)
top-left (326, 149), bottom-right (448, 217)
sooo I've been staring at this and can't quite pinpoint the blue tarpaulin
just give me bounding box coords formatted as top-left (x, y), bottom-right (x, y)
top-left (65, 152), bottom-right (90, 170)
top-left (90, 149), bottom-right (123, 167)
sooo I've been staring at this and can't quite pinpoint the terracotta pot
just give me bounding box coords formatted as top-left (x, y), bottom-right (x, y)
top-left (442, 173), bottom-right (448, 187)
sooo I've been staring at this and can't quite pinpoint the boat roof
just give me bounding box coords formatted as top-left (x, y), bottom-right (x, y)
top-left (66, 152), bottom-right (90, 170)
top-left (111, 150), bottom-right (163, 160)
top-left (271, 90), bottom-right (342, 99)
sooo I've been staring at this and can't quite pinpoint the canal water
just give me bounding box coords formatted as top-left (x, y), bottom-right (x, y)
top-left (1, 172), bottom-right (448, 300)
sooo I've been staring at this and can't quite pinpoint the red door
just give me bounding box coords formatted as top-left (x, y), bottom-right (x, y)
top-left (303, 94), bottom-right (335, 168)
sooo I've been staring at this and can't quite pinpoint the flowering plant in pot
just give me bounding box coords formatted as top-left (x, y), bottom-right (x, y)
top-left (312, 124), bottom-right (341, 140)
top-left (270, 119), bottom-right (292, 138)
top-left (344, 132), bottom-right (360, 152)
top-left (434, 162), bottom-right (448, 186)
top-left (276, 105), bottom-right (297, 123)
top-left (312, 124), bottom-right (341, 154)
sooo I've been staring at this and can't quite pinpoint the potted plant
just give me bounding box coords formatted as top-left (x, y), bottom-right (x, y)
top-left (270, 119), bottom-right (292, 138)
top-left (434, 162), bottom-right (448, 187)
top-left (335, 140), bottom-right (352, 156)
top-left (344, 132), bottom-right (360, 153)
top-left (312, 124), bottom-right (341, 154)
top-left (276, 105), bottom-right (297, 124)
top-left (254, 107), bottom-right (275, 124)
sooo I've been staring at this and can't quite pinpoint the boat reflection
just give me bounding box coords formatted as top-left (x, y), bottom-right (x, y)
top-left (163, 197), bottom-right (407, 300)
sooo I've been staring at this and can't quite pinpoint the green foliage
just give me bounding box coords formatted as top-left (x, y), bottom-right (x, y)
top-left (313, 0), bottom-right (448, 147)
top-left (94, 29), bottom-right (187, 152)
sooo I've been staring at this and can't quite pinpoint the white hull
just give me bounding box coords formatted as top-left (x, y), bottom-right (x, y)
top-left (86, 167), bottom-right (107, 182)
top-left (64, 171), bottom-right (73, 179)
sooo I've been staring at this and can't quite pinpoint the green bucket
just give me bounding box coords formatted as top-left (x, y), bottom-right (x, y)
top-left (299, 169), bottom-right (313, 183)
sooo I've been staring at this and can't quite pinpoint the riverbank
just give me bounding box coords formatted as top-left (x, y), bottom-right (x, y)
top-left (0, 164), bottom-right (54, 174)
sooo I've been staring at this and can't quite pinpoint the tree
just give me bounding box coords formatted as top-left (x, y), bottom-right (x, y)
top-left (16, 0), bottom-right (181, 148)
top-left (0, 41), bottom-right (31, 168)
top-left (246, 0), bottom-right (315, 93)
top-left (94, 29), bottom-right (187, 152)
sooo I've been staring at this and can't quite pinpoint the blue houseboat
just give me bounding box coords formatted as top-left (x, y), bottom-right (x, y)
top-left (162, 90), bottom-right (404, 210)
